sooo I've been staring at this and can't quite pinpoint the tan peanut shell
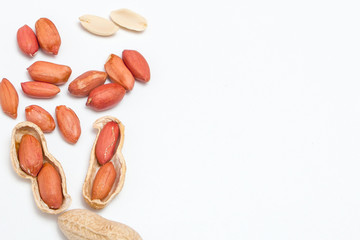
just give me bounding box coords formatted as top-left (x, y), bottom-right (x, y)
top-left (82, 116), bottom-right (126, 209)
top-left (58, 209), bottom-right (142, 240)
top-left (10, 121), bottom-right (71, 214)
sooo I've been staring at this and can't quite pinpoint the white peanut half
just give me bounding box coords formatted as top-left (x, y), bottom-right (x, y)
top-left (110, 9), bottom-right (147, 31)
top-left (79, 15), bottom-right (119, 36)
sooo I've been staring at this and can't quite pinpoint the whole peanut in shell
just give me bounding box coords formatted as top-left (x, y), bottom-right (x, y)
top-left (58, 209), bottom-right (142, 240)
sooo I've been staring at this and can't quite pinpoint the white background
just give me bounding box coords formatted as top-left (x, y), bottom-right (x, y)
top-left (0, 0), bottom-right (360, 239)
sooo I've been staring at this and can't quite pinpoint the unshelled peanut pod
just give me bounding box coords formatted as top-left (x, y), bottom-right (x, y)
top-left (58, 209), bottom-right (142, 240)
top-left (10, 121), bottom-right (71, 214)
top-left (83, 116), bottom-right (126, 209)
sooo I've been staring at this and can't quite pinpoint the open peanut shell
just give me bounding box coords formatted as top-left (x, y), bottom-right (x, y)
top-left (10, 121), bottom-right (71, 214)
top-left (82, 116), bottom-right (126, 209)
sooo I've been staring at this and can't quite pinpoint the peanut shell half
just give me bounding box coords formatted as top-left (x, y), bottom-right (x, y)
top-left (10, 121), bottom-right (71, 214)
top-left (82, 116), bottom-right (126, 209)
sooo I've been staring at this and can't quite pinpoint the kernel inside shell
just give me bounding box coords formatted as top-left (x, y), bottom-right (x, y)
top-left (82, 116), bottom-right (126, 209)
top-left (10, 121), bottom-right (71, 214)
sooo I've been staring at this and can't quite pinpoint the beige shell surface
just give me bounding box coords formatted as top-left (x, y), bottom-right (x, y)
top-left (10, 121), bottom-right (71, 214)
top-left (58, 209), bottom-right (142, 240)
top-left (82, 116), bottom-right (126, 209)
top-left (110, 9), bottom-right (148, 31)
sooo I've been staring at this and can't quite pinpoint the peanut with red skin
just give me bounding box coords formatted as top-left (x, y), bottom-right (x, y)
top-left (56, 105), bottom-right (81, 144)
top-left (91, 162), bottom-right (117, 200)
top-left (86, 83), bottom-right (126, 111)
top-left (104, 54), bottom-right (135, 91)
top-left (25, 105), bottom-right (56, 133)
top-left (21, 81), bottom-right (60, 98)
top-left (38, 162), bottom-right (63, 209)
top-left (17, 25), bottom-right (39, 57)
top-left (18, 134), bottom-right (43, 177)
top-left (122, 50), bottom-right (150, 82)
top-left (95, 121), bottom-right (120, 165)
top-left (68, 71), bottom-right (107, 97)
top-left (35, 18), bottom-right (61, 55)
top-left (27, 61), bottom-right (72, 85)
top-left (0, 78), bottom-right (19, 119)
top-left (11, 121), bottom-right (72, 214)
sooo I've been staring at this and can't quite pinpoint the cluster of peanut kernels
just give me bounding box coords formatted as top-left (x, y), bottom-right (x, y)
top-left (0, 18), bottom-right (150, 146)
top-left (9, 14), bottom-right (146, 240)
